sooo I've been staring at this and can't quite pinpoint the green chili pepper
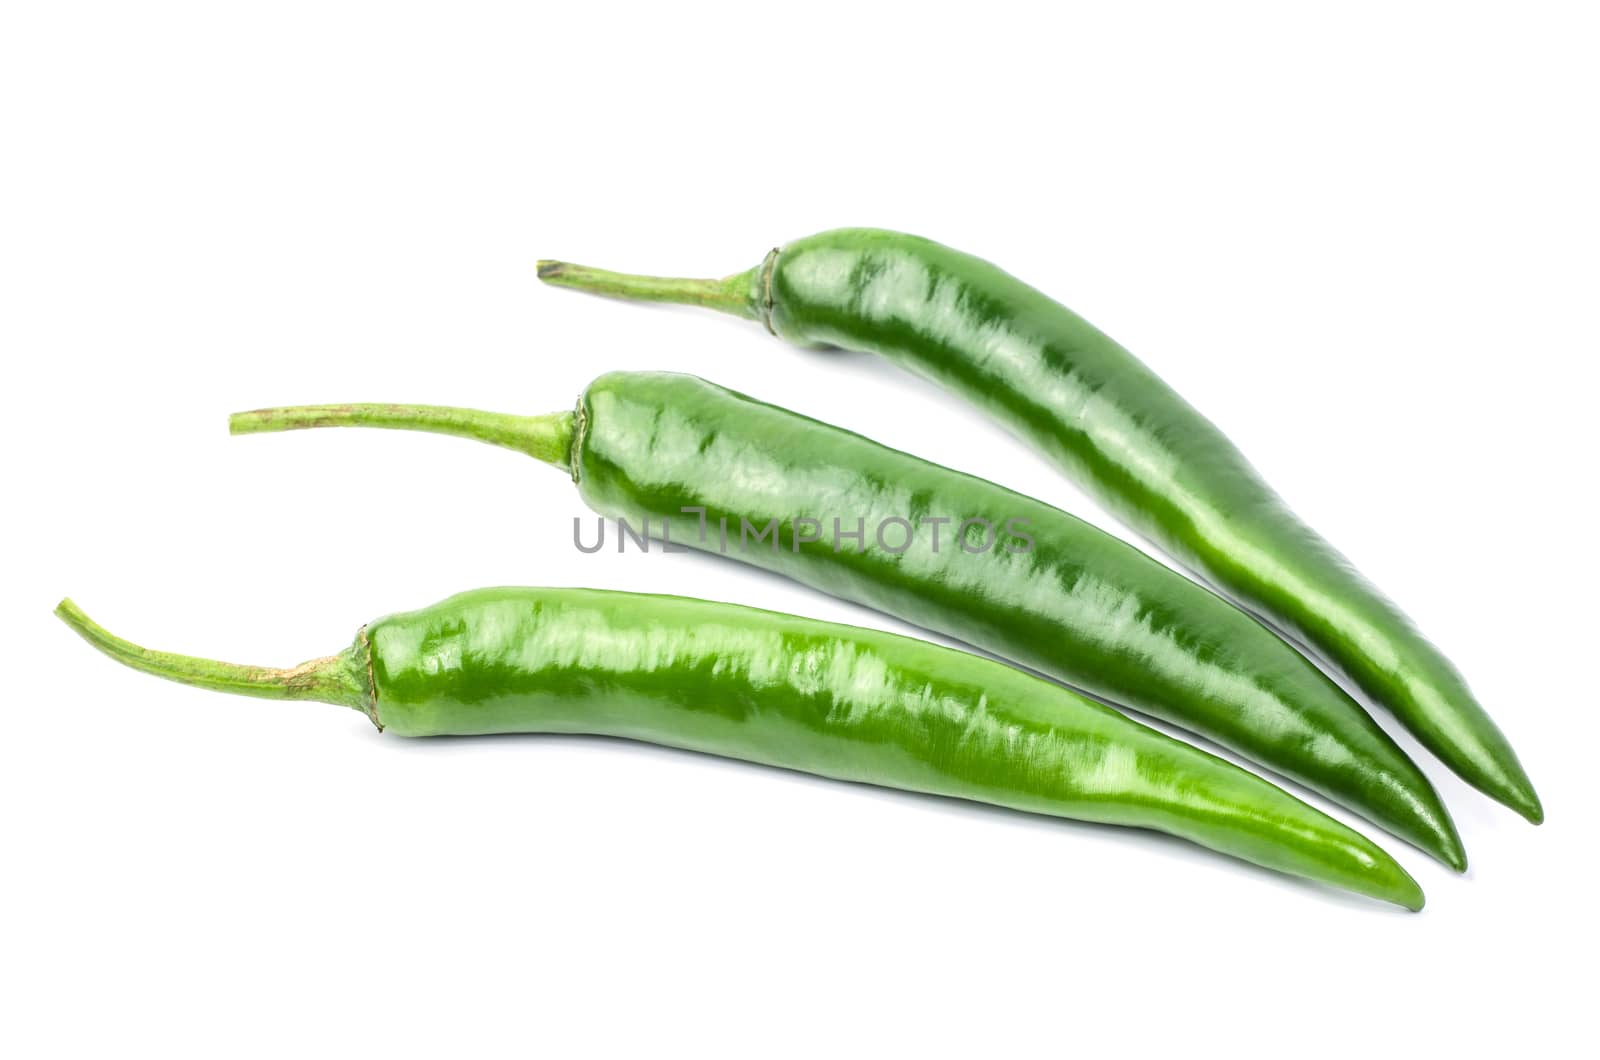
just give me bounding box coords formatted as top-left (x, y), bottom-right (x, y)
top-left (535, 230), bottom-right (1541, 825)
top-left (54, 588), bottom-right (1426, 909)
top-left (228, 372), bottom-right (1465, 869)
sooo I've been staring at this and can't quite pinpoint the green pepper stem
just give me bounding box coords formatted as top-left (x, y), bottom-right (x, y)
top-left (229, 404), bottom-right (575, 470)
top-left (55, 598), bottom-right (371, 714)
top-left (537, 259), bottom-right (763, 321)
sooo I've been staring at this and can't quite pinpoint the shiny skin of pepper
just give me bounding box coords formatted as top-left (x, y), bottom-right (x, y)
top-left (54, 589), bottom-right (1426, 909)
top-left (537, 230), bottom-right (1541, 825)
top-left (576, 373), bottom-right (1460, 866)
top-left (228, 375), bottom-right (1465, 870)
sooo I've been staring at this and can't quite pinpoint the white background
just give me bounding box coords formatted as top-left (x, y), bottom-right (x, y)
top-left (3, 2), bottom-right (1597, 1056)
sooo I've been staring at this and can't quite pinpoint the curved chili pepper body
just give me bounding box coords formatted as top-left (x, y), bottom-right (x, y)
top-left (228, 375), bottom-right (1466, 870)
top-left (55, 590), bottom-right (1426, 909)
top-left (538, 231), bottom-right (1540, 824)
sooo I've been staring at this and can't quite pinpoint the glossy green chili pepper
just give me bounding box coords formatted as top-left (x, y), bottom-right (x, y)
top-left (54, 588), bottom-right (1425, 909)
top-left (535, 230), bottom-right (1541, 824)
top-left (228, 372), bottom-right (1465, 869)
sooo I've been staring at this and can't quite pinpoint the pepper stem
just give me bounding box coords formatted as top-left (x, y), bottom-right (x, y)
top-left (228, 404), bottom-right (575, 470)
top-left (54, 598), bottom-right (371, 715)
top-left (537, 258), bottom-right (764, 321)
